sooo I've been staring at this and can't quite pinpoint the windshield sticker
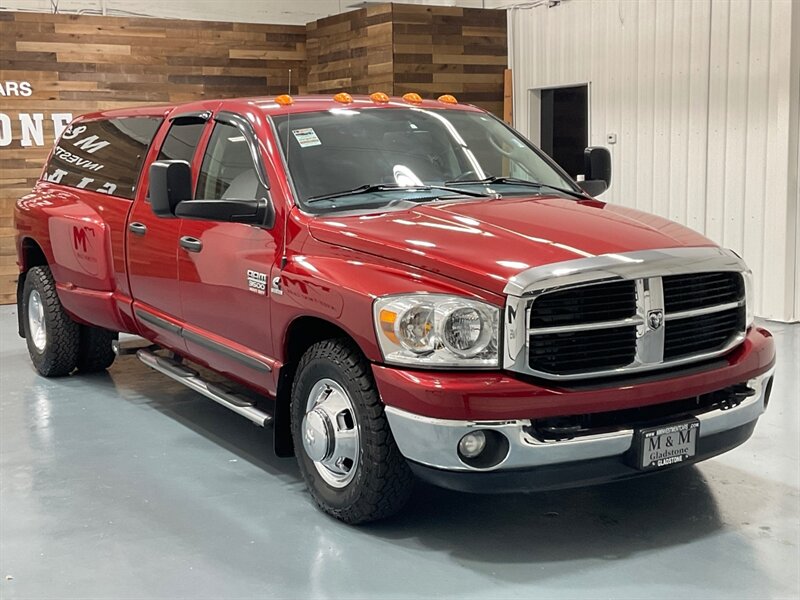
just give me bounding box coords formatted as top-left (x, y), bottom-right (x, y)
top-left (292, 128), bottom-right (321, 148)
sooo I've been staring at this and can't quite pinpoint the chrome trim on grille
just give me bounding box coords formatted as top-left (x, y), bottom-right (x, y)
top-left (528, 316), bottom-right (644, 335)
top-left (664, 299), bottom-right (745, 321)
top-left (503, 247), bottom-right (749, 380)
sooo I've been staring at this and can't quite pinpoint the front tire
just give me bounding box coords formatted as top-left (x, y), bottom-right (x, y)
top-left (22, 266), bottom-right (80, 377)
top-left (290, 339), bottom-right (414, 524)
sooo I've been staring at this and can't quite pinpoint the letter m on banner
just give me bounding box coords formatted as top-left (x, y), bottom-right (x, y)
top-left (72, 135), bottom-right (109, 154)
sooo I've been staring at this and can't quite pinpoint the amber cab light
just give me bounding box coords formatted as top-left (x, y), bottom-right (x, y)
top-left (402, 92), bottom-right (423, 105)
top-left (274, 94), bottom-right (293, 106)
top-left (370, 92), bottom-right (390, 103)
top-left (438, 94), bottom-right (458, 104)
top-left (334, 92), bottom-right (353, 104)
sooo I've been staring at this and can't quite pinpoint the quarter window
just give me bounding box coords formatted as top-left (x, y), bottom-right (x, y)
top-left (43, 117), bottom-right (162, 200)
top-left (196, 122), bottom-right (265, 201)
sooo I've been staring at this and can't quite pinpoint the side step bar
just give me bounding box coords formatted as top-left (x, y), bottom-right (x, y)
top-left (113, 337), bottom-right (157, 356)
top-left (136, 349), bottom-right (273, 427)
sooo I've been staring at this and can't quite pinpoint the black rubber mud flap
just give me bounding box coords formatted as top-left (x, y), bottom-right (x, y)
top-left (17, 271), bottom-right (26, 338)
top-left (273, 366), bottom-right (295, 457)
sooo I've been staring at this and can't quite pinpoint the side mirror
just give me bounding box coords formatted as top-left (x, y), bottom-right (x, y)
top-left (578, 146), bottom-right (612, 196)
top-left (149, 160), bottom-right (192, 218)
top-left (174, 198), bottom-right (274, 227)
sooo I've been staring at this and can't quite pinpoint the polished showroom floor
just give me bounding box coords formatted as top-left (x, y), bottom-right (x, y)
top-left (1, 304), bottom-right (798, 599)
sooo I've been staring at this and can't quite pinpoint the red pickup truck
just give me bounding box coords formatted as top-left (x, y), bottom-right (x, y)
top-left (15, 93), bottom-right (776, 524)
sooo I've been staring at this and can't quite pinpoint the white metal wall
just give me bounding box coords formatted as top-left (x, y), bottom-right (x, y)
top-left (508, 0), bottom-right (799, 321)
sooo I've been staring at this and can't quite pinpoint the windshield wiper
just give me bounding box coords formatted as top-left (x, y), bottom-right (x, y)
top-left (306, 183), bottom-right (489, 203)
top-left (445, 176), bottom-right (587, 200)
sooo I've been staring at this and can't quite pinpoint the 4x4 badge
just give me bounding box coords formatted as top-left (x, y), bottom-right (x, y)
top-left (648, 309), bottom-right (664, 330)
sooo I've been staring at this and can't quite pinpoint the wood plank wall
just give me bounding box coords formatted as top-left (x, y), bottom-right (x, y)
top-left (306, 3), bottom-right (508, 116)
top-left (0, 11), bottom-right (306, 304)
top-left (392, 4), bottom-right (507, 117)
top-left (306, 4), bottom-right (394, 94)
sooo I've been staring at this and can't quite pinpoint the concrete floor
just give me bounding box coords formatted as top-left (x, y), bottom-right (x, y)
top-left (0, 304), bottom-right (798, 600)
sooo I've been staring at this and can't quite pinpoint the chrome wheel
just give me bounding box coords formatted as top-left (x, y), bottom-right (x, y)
top-left (28, 289), bottom-right (47, 352)
top-left (302, 378), bottom-right (360, 488)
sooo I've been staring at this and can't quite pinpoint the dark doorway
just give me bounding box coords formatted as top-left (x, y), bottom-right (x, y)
top-left (539, 85), bottom-right (588, 178)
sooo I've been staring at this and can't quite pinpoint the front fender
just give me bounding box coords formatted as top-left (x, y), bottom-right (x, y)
top-left (271, 246), bottom-right (504, 364)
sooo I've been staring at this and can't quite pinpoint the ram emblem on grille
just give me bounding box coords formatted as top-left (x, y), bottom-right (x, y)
top-left (647, 309), bottom-right (664, 330)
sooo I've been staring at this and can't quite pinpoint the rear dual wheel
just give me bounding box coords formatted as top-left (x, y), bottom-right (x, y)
top-left (290, 338), bottom-right (414, 524)
top-left (22, 266), bottom-right (117, 377)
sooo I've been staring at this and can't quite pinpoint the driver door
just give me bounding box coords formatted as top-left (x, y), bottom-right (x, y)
top-left (127, 108), bottom-right (214, 351)
top-left (177, 113), bottom-right (281, 393)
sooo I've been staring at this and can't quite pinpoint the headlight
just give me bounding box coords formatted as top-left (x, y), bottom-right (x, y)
top-left (374, 294), bottom-right (500, 368)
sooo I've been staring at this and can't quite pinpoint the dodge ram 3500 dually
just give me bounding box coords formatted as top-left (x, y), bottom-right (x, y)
top-left (15, 92), bottom-right (776, 524)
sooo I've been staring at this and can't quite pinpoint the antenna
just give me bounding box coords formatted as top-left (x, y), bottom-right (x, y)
top-left (279, 68), bottom-right (292, 271)
top-left (285, 68), bottom-right (292, 173)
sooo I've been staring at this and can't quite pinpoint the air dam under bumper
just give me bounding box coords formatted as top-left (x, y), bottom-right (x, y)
top-left (384, 369), bottom-right (774, 493)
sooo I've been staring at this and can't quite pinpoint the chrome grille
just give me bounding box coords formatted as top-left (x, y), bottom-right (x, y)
top-left (526, 273), bottom-right (745, 377)
top-left (663, 305), bottom-right (745, 360)
top-left (529, 325), bottom-right (636, 375)
top-left (503, 248), bottom-right (750, 381)
top-left (530, 280), bottom-right (636, 327)
top-left (663, 271), bottom-right (743, 312)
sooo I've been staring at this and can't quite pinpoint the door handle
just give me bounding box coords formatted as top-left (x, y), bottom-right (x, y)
top-left (179, 236), bottom-right (203, 253)
top-left (128, 222), bottom-right (147, 236)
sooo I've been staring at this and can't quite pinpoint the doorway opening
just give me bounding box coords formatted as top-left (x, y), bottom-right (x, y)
top-left (536, 84), bottom-right (588, 178)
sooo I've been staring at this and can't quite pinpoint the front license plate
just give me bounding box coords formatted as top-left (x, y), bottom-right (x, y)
top-left (635, 418), bottom-right (700, 471)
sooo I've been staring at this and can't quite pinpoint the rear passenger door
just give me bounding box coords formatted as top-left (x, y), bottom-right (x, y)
top-left (127, 111), bottom-right (211, 350)
top-left (177, 113), bottom-right (280, 390)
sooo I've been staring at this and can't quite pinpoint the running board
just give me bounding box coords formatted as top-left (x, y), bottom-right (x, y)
top-left (136, 349), bottom-right (273, 427)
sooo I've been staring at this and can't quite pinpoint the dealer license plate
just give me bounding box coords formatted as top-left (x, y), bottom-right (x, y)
top-left (635, 418), bottom-right (700, 471)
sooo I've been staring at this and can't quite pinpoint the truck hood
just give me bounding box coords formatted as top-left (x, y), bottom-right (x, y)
top-left (307, 196), bottom-right (715, 296)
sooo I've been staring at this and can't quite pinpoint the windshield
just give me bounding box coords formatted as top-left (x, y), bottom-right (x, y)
top-left (272, 107), bottom-right (580, 212)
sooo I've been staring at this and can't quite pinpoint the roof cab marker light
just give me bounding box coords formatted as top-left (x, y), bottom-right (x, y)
top-left (370, 92), bottom-right (390, 103)
top-left (438, 94), bottom-right (458, 104)
top-left (334, 92), bottom-right (353, 104)
top-left (274, 94), bottom-right (293, 106)
top-left (402, 92), bottom-right (423, 105)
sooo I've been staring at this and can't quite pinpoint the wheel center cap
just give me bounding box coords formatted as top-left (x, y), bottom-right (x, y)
top-left (302, 409), bottom-right (333, 462)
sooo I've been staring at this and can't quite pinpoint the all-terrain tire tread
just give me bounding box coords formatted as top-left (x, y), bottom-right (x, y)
top-left (23, 266), bottom-right (80, 377)
top-left (291, 338), bottom-right (414, 524)
top-left (77, 326), bottom-right (117, 373)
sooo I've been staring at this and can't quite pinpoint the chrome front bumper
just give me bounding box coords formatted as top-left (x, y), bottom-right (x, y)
top-left (385, 369), bottom-right (774, 472)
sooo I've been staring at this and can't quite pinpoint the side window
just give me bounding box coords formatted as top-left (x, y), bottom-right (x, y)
top-left (196, 122), bottom-right (265, 201)
top-left (44, 117), bottom-right (162, 200)
top-left (157, 121), bottom-right (205, 163)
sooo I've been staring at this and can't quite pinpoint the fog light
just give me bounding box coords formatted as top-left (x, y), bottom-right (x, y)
top-left (458, 431), bottom-right (487, 458)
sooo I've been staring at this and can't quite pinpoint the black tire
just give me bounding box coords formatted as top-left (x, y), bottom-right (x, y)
top-left (77, 326), bottom-right (118, 373)
top-left (21, 266), bottom-right (80, 377)
top-left (290, 338), bottom-right (414, 524)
